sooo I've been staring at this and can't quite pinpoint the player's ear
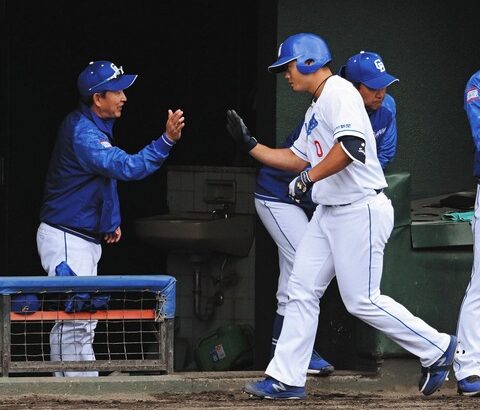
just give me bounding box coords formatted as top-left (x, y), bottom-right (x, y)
top-left (92, 92), bottom-right (106, 108)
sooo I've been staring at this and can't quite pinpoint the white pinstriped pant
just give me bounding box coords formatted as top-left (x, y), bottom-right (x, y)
top-left (266, 193), bottom-right (450, 387)
top-left (255, 198), bottom-right (310, 315)
top-left (454, 186), bottom-right (480, 381)
top-left (36, 222), bottom-right (101, 377)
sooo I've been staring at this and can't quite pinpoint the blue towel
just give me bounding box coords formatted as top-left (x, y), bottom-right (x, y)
top-left (442, 211), bottom-right (475, 222)
top-left (55, 261), bottom-right (110, 312)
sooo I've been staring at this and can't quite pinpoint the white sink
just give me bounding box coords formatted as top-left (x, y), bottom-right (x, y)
top-left (135, 212), bottom-right (255, 257)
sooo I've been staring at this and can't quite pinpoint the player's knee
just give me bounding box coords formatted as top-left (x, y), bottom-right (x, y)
top-left (343, 297), bottom-right (372, 316)
top-left (276, 302), bottom-right (287, 316)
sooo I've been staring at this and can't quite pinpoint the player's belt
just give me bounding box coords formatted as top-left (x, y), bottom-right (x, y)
top-left (44, 222), bottom-right (102, 244)
top-left (325, 189), bottom-right (383, 207)
top-left (325, 202), bottom-right (350, 208)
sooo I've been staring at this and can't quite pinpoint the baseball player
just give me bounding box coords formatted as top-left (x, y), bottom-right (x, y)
top-left (255, 51), bottom-right (400, 378)
top-left (454, 69), bottom-right (480, 396)
top-left (37, 60), bottom-right (185, 377)
top-left (339, 51), bottom-right (398, 170)
top-left (226, 32), bottom-right (456, 399)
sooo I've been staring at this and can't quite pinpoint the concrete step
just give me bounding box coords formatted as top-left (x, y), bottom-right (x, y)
top-left (0, 358), bottom-right (458, 397)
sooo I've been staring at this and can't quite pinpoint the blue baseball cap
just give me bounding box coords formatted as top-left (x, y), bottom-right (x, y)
top-left (77, 60), bottom-right (138, 97)
top-left (11, 294), bottom-right (40, 314)
top-left (341, 51), bottom-right (398, 89)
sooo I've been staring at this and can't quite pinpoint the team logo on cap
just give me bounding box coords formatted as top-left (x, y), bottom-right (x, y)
top-left (374, 59), bottom-right (386, 72)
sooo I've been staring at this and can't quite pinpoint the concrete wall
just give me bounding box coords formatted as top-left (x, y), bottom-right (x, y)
top-left (163, 166), bottom-right (257, 370)
top-left (274, 0), bottom-right (479, 198)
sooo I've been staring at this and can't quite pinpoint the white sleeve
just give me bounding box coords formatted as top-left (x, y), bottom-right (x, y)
top-left (290, 124), bottom-right (309, 161)
top-left (327, 88), bottom-right (367, 142)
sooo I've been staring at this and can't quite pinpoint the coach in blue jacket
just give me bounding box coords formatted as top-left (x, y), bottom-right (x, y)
top-left (339, 50), bottom-right (398, 170)
top-left (36, 60), bottom-right (185, 377)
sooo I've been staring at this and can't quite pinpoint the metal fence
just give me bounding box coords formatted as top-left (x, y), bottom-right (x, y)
top-left (0, 275), bottom-right (175, 376)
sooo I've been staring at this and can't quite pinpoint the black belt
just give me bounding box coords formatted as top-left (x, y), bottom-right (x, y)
top-left (325, 189), bottom-right (383, 208)
top-left (44, 222), bottom-right (102, 244)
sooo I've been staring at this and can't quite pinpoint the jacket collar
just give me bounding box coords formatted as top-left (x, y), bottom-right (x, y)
top-left (79, 102), bottom-right (115, 138)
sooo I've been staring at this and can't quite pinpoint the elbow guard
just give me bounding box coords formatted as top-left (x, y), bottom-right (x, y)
top-left (338, 135), bottom-right (366, 164)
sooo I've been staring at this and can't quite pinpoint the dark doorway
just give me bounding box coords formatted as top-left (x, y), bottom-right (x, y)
top-left (0, 0), bottom-right (259, 277)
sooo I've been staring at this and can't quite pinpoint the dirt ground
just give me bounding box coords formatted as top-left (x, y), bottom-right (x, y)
top-left (1, 387), bottom-right (478, 410)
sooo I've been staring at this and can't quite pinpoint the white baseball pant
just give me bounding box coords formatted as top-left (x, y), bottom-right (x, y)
top-left (36, 222), bottom-right (101, 377)
top-left (255, 198), bottom-right (310, 315)
top-left (454, 185), bottom-right (480, 381)
top-left (266, 193), bottom-right (451, 387)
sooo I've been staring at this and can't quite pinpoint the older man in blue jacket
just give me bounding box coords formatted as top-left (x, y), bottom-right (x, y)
top-left (339, 50), bottom-right (398, 170)
top-left (36, 60), bottom-right (185, 377)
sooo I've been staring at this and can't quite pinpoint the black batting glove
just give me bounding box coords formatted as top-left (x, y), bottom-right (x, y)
top-left (288, 170), bottom-right (313, 203)
top-left (226, 109), bottom-right (258, 152)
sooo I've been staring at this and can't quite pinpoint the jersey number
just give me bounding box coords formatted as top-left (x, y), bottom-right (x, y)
top-left (314, 140), bottom-right (323, 157)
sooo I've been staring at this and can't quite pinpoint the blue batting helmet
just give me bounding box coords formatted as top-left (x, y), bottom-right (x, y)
top-left (268, 33), bottom-right (331, 75)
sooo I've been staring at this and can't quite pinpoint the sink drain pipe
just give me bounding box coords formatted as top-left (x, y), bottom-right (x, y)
top-left (193, 263), bottom-right (224, 321)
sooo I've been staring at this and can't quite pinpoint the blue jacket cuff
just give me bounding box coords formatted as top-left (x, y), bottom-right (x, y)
top-left (153, 133), bottom-right (175, 155)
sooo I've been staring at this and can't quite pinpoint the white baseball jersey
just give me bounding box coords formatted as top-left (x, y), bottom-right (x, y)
top-left (291, 75), bottom-right (387, 205)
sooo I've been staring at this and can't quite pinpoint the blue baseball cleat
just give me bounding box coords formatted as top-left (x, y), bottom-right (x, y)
top-left (419, 335), bottom-right (458, 396)
top-left (244, 376), bottom-right (306, 399)
top-left (308, 350), bottom-right (334, 375)
top-left (458, 375), bottom-right (480, 396)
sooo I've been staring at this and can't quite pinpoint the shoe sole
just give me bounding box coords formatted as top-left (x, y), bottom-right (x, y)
top-left (458, 389), bottom-right (480, 397)
top-left (458, 391), bottom-right (480, 397)
top-left (244, 387), bottom-right (306, 400)
top-left (307, 366), bottom-right (335, 376)
top-left (244, 390), bottom-right (305, 400)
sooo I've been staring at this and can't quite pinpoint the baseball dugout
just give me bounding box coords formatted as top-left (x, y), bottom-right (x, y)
top-left (0, 275), bottom-right (176, 376)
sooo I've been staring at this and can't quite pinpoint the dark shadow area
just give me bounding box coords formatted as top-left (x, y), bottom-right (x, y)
top-left (1, 0), bottom-right (258, 277)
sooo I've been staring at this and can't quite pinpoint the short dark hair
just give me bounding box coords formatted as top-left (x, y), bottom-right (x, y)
top-left (80, 92), bottom-right (106, 107)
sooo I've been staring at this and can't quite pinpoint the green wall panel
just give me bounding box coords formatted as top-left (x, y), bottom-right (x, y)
top-left (274, 0), bottom-right (479, 199)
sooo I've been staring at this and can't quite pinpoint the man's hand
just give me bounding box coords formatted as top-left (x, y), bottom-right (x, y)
top-left (165, 109), bottom-right (185, 142)
top-left (104, 226), bottom-right (121, 244)
top-left (288, 170), bottom-right (313, 203)
top-left (226, 109), bottom-right (258, 152)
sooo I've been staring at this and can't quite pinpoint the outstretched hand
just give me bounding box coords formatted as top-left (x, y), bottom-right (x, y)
top-left (226, 109), bottom-right (258, 152)
top-left (165, 109), bottom-right (185, 142)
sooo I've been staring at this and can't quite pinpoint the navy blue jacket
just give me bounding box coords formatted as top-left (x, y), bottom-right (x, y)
top-left (370, 93), bottom-right (397, 169)
top-left (40, 103), bottom-right (174, 235)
